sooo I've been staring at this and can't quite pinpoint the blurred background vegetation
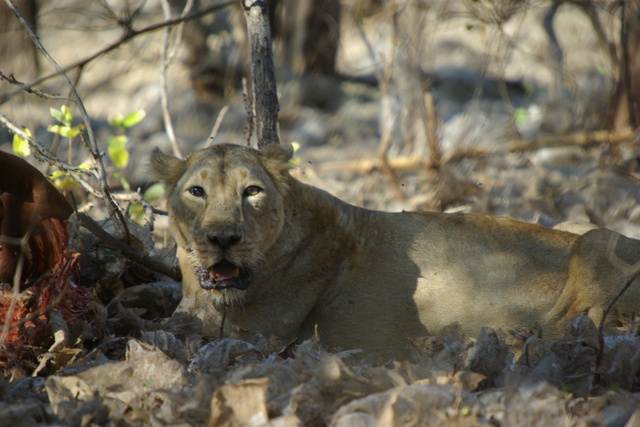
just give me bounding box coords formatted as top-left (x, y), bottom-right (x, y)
top-left (1, 0), bottom-right (639, 233)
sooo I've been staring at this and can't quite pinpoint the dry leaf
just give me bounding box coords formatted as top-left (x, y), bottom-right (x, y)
top-left (209, 377), bottom-right (270, 427)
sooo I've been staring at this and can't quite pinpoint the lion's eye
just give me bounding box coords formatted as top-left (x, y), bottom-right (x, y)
top-left (244, 185), bottom-right (263, 197)
top-left (188, 186), bottom-right (206, 198)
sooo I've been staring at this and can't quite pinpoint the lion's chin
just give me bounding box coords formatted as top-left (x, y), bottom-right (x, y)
top-left (196, 260), bottom-right (253, 291)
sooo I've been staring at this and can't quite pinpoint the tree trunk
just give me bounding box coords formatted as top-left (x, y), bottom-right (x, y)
top-left (612, 1), bottom-right (640, 130)
top-left (268, 0), bottom-right (341, 75)
top-left (0, 0), bottom-right (39, 77)
top-left (243, 0), bottom-right (280, 148)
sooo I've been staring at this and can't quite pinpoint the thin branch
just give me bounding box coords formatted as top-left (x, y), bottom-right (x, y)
top-left (0, 72), bottom-right (68, 101)
top-left (356, 19), bottom-right (404, 201)
top-left (76, 213), bottom-right (181, 282)
top-left (46, 70), bottom-right (85, 176)
top-left (0, 113), bottom-right (110, 202)
top-left (0, 113), bottom-right (94, 178)
top-left (596, 268), bottom-right (640, 368)
top-left (159, 0), bottom-right (193, 159)
top-left (205, 105), bottom-right (230, 148)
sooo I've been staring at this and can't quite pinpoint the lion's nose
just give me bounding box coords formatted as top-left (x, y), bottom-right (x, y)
top-left (208, 234), bottom-right (241, 249)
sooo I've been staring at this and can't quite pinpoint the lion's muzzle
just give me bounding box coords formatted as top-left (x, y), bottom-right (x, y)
top-left (196, 260), bottom-right (253, 290)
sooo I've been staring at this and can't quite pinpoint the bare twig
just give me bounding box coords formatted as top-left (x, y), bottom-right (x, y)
top-left (501, 128), bottom-right (636, 156)
top-left (0, 113), bottom-right (104, 197)
top-left (159, 0), bottom-right (193, 159)
top-left (377, 126), bottom-right (406, 201)
top-left (596, 268), bottom-right (640, 367)
top-left (315, 155), bottom-right (423, 175)
top-left (76, 213), bottom-right (181, 282)
top-left (356, 19), bottom-right (405, 201)
top-left (423, 90), bottom-right (441, 173)
top-left (0, 115), bottom-right (111, 202)
top-left (46, 71), bottom-right (85, 176)
top-left (0, 72), bottom-right (67, 101)
top-left (205, 105), bottom-right (230, 148)
top-left (595, 231), bottom-right (640, 369)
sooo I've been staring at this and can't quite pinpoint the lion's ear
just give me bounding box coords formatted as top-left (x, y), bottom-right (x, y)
top-left (261, 143), bottom-right (294, 164)
top-left (149, 148), bottom-right (187, 186)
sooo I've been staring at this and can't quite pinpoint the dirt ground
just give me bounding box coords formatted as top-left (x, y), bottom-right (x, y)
top-left (1, 1), bottom-right (640, 426)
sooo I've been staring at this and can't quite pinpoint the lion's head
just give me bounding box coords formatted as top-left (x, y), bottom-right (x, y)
top-left (150, 144), bottom-right (294, 301)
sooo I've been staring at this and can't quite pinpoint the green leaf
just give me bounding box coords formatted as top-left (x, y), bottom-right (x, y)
top-left (109, 147), bottom-right (130, 170)
top-left (78, 160), bottom-right (93, 171)
top-left (109, 134), bottom-right (128, 149)
top-left (143, 182), bottom-right (165, 202)
top-left (50, 170), bottom-right (78, 191)
top-left (48, 124), bottom-right (63, 135)
top-left (109, 110), bottom-right (146, 129)
top-left (61, 105), bottom-right (73, 124)
top-left (121, 109), bottom-right (146, 128)
top-left (51, 170), bottom-right (67, 180)
top-left (48, 124), bottom-right (80, 138)
top-left (288, 141), bottom-right (301, 166)
top-left (120, 174), bottom-right (131, 191)
top-left (50, 105), bottom-right (73, 125)
top-left (50, 107), bottom-right (65, 124)
top-left (12, 128), bottom-right (32, 157)
top-left (109, 135), bottom-right (130, 169)
top-left (60, 126), bottom-right (80, 138)
top-left (129, 201), bottom-right (144, 224)
top-left (108, 113), bottom-right (125, 128)
top-left (514, 107), bottom-right (529, 125)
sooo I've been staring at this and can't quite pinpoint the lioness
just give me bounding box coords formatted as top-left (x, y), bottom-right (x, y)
top-left (151, 143), bottom-right (640, 358)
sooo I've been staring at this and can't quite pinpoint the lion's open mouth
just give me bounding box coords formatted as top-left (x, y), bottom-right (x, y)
top-left (196, 260), bottom-right (253, 291)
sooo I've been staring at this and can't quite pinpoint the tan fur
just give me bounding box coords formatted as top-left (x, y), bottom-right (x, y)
top-left (151, 144), bottom-right (640, 359)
